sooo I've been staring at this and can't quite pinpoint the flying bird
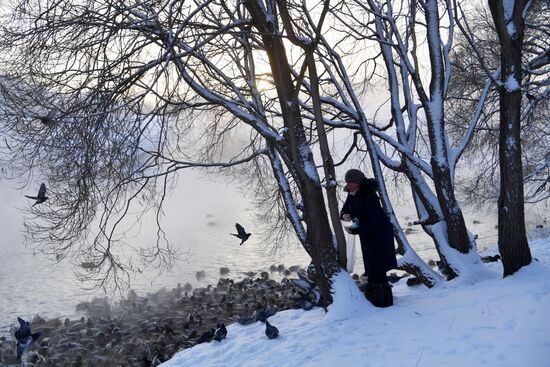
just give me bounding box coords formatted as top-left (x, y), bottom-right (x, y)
top-left (265, 320), bottom-right (279, 340)
top-left (39, 107), bottom-right (59, 127)
top-left (213, 322), bottom-right (227, 341)
top-left (231, 223), bottom-right (251, 245)
top-left (25, 183), bottom-right (48, 206)
top-left (15, 317), bottom-right (42, 359)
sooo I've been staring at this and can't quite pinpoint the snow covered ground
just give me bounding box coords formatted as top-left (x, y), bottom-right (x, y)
top-left (161, 236), bottom-right (550, 367)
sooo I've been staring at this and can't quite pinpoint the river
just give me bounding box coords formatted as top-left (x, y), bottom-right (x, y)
top-left (1, 169), bottom-right (545, 336)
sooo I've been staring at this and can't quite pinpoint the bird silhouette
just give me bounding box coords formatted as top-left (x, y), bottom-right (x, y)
top-left (230, 223), bottom-right (251, 245)
top-left (15, 317), bottom-right (42, 359)
top-left (255, 305), bottom-right (276, 322)
top-left (39, 107), bottom-right (59, 127)
top-left (196, 328), bottom-right (215, 344)
top-left (213, 322), bottom-right (227, 341)
top-left (236, 316), bottom-right (256, 326)
top-left (25, 183), bottom-right (48, 206)
top-left (265, 320), bottom-right (279, 340)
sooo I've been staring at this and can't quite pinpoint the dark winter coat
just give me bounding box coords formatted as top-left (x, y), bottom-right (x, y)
top-left (340, 178), bottom-right (397, 276)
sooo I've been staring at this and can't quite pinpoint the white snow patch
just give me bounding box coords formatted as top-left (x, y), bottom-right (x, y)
top-left (503, 0), bottom-right (515, 22)
top-left (506, 136), bottom-right (517, 151)
top-left (507, 22), bottom-right (517, 38)
top-left (325, 271), bottom-right (373, 321)
top-left (503, 1), bottom-right (517, 38)
top-left (426, 221), bottom-right (493, 284)
top-left (505, 74), bottom-right (520, 92)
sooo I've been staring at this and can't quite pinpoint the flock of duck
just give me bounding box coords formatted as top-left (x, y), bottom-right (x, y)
top-left (1, 254), bottom-right (501, 366)
top-left (0, 265), bottom-right (338, 367)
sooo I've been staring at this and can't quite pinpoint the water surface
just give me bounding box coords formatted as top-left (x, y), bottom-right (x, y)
top-left (2, 171), bottom-right (537, 336)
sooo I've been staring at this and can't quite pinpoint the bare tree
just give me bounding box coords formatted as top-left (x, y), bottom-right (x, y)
top-left (4, 0), bottom-right (516, 297)
top-left (317, 0), bottom-right (492, 281)
top-left (0, 0), bottom-right (351, 302)
top-left (246, 0), bottom-right (443, 286)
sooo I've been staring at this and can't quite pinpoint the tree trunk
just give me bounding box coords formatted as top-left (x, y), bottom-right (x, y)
top-left (305, 51), bottom-right (348, 269)
top-left (424, 0), bottom-right (471, 255)
top-left (406, 167), bottom-right (457, 279)
top-left (245, 0), bottom-right (342, 305)
top-left (489, 0), bottom-right (532, 276)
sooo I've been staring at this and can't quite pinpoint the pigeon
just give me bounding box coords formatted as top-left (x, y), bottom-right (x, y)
top-left (265, 320), bottom-right (279, 340)
top-left (39, 107), bottom-right (59, 127)
top-left (14, 317), bottom-right (42, 359)
top-left (255, 305), bottom-right (276, 322)
top-left (236, 316), bottom-right (256, 326)
top-left (196, 328), bottom-right (215, 344)
top-left (230, 223), bottom-right (251, 245)
top-left (25, 183), bottom-right (48, 206)
top-left (481, 254), bottom-right (501, 263)
top-left (290, 270), bottom-right (321, 305)
top-left (213, 322), bottom-right (227, 341)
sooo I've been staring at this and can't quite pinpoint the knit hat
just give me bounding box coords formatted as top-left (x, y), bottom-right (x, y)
top-left (344, 169), bottom-right (365, 184)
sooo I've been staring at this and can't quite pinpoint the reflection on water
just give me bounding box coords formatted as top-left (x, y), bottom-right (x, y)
top-left (0, 170), bottom-right (545, 335)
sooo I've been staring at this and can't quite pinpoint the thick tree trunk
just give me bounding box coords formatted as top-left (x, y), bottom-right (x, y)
top-left (300, 177), bottom-right (343, 305)
top-left (245, 0), bottom-right (342, 305)
top-left (406, 169), bottom-right (457, 279)
top-left (489, 0), bottom-right (532, 276)
top-left (497, 90), bottom-right (532, 276)
top-left (431, 162), bottom-right (472, 254)
top-left (306, 51), bottom-right (348, 269)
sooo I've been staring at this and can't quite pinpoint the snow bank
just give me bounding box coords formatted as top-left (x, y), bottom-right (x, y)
top-left (161, 237), bottom-right (550, 367)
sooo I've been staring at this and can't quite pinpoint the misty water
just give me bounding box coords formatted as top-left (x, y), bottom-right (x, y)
top-left (0, 170), bottom-right (546, 336)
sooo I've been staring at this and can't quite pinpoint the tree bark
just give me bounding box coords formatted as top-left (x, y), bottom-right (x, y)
top-left (488, 0), bottom-right (532, 276)
top-left (275, 0), bottom-right (347, 268)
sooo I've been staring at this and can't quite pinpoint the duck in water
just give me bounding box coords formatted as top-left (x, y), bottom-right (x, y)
top-left (15, 317), bottom-right (42, 359)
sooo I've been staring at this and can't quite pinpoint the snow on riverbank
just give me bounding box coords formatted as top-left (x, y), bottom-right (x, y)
top-left (161, 236), bottom-right (550, 367)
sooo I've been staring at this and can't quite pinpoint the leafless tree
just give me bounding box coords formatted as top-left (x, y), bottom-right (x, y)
top-left (0, 0), bottom-right (356, 302)
top-left (4, 0), bottom-right (521, 297)
top-left (319, 0), bottom-right (493, 281)
top-left (448, 0), bottom-right (546, 275)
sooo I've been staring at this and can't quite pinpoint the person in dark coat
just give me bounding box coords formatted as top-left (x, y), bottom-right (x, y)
top-left (340, 169), bottom-right (397, 307)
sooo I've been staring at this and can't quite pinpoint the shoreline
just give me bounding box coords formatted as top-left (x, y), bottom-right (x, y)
top-left (3, 227), bottom-right (548, 366)
top-left (0, 268), bottom-right (329, 366)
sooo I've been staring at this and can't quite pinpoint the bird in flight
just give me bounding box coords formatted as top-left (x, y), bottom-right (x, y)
top-left (231, 223), bottom-right (251, 245)
top-left (39, 107), bottom-right (59, 127)
top-left (25, 183), bottom-right (49, 206)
